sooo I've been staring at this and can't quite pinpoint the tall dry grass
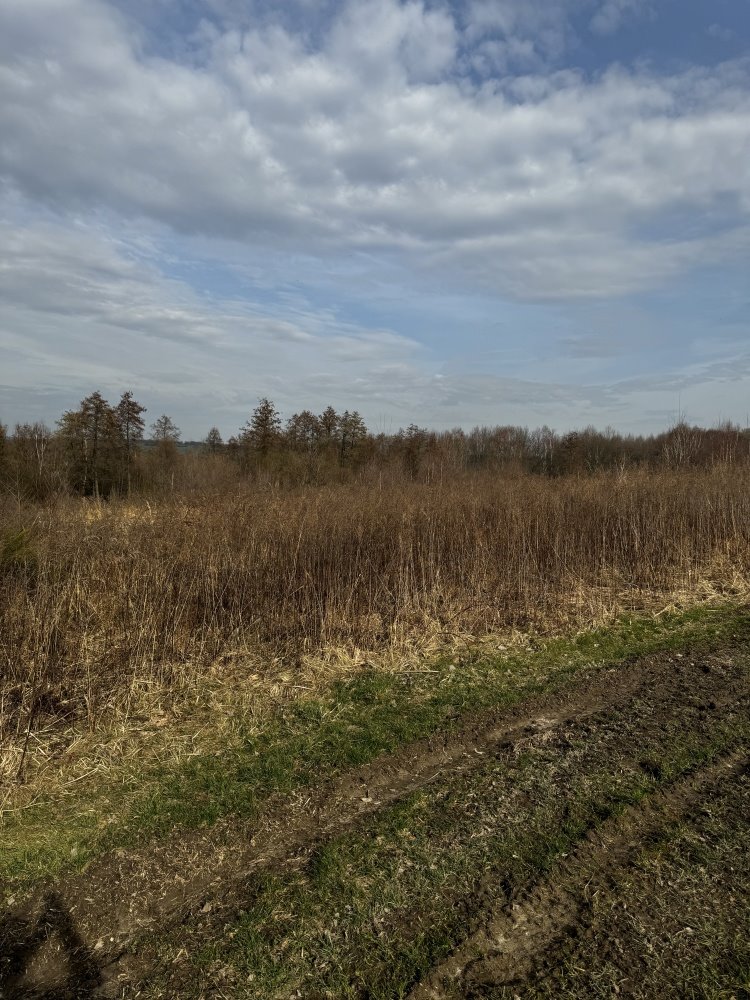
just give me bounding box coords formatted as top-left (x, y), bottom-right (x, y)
top-left (1, 465), bottom-right (749, 736)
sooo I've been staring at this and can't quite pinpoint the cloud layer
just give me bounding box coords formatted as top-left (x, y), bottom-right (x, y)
top-left (2, 0), bottom-right (749, 300)
top-left (1, 0), bottom-right (749, 433)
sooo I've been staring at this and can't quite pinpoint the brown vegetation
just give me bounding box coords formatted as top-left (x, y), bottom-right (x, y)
top-left (2, 464), bottom-right (749, 743)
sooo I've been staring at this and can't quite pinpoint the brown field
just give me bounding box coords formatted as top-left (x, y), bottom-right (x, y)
top-left (2, 465), bottom-right (749, 738)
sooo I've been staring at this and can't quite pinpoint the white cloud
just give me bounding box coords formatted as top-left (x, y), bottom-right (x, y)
top-left (329, 0), bottom-right (458, 83)
top-left (1, 0), bottom-right (749, 303)
top-left (463, 0), bottom-right (570, 70)
top-left (2, 214), bottom-right (749, 439)
top-left (1, 0), bottom-right (750, 437)
top-left (0, 217), bottom-right (430, 432)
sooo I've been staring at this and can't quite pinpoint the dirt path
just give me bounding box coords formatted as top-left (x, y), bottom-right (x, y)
top-left (2, 645), bottom-right (748, 998)
top-left (408, 751), bottom-right (749, 999)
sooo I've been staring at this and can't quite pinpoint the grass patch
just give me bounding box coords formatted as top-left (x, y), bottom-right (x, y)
top-left (143, 675), bottom-right (750, 999)
top-left (2, 602), bottom-right (749, 892)
top-left (519, 757), bottom-right (750, 999)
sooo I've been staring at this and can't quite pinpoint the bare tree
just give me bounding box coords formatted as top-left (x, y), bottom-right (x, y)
top-left (286, 411), bottom-right (321, 454)
top-left (10, 423), bottom-right (59, 500)
top-left (663, 420), bottom-right (700, 469)
top-left (204, 427), bottom-right (224, 454)
top-left (319, 405), bottom-right (339, 442)
top-left (151, 414), bottom-right (180, 442)
top-left (0, 422), bottom-right (7, 484)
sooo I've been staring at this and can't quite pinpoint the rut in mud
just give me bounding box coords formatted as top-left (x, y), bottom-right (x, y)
top-left (2, 643), bottom-right (749, 998)
top-left (408, 751), bottom-right (749, 999)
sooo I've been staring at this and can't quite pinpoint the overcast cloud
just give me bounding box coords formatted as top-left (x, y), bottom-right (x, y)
top-left (1, 0), bottom-right (749, 435)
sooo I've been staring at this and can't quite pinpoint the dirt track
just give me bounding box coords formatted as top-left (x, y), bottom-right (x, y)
top-left (2, 643), bottom-right (749, 998)
top-left (409, 751), bottom-right (749, 999)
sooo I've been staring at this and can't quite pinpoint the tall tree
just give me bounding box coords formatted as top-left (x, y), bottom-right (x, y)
top-left (319, 405), bottom-right (339, 442)
top-left (58, 392), bottom-right (120, 496)
top-left (239, 398), bottom-right (281, 468)
top-left (204, 427), bottom-right (224, 454)
top-left (151, 414), bottom-right (180, 442)
top-left (286, 411), bottom-right (321, 454)
top-left (151, 414), bottom-right (181, 467)
top-left (338, 410), bottom-right (368, 466)
top-left (115, 391), bottom-right (146, 493)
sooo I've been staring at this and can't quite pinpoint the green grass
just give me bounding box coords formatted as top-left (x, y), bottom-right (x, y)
top-left (2, 602), bottom-right (749, 890)
top-left (144, 677), bottom-right (750, 999)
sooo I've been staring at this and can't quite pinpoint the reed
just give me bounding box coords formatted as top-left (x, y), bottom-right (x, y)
top-left (1, 465), bottom-right (749, 737)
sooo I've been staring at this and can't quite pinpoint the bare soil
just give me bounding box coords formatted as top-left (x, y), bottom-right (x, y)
top-left (409, 752), bottom-right (749, 999)
top-left (2, 644), bottom-right (749, 999)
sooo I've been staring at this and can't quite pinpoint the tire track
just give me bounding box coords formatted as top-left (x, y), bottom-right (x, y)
top-left (2, 648), bottom-right (748, 997)
top-left (409, 751), bottom-right (749, 999)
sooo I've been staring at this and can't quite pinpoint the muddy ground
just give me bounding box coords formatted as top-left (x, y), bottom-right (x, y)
top-left (2, 642), bottom-right (749, 999)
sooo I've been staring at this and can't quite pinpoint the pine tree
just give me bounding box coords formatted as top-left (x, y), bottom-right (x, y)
top-left (115, 391), bottom-right (146, 493)
top-left (338, 410), bottom-right (368, 466)
top-left (239, 398), bottom-right (281, 468)
top-left (58, 392), bottom-right (121, 496)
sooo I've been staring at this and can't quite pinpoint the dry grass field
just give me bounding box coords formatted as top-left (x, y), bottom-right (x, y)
top-left (1, 464), bottom-right (749, 998)
top-left (3, 466), bottom-right (749, 733)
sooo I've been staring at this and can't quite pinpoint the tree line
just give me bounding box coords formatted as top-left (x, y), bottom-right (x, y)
top-left (1, 391), bottom-right (749, 500)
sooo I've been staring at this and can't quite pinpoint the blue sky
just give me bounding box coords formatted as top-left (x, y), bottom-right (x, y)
top-left (1, 0), bottom-right (749, 437)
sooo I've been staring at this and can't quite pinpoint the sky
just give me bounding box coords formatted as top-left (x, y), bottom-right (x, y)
top-left (1, 0), bottom-right (749, 438)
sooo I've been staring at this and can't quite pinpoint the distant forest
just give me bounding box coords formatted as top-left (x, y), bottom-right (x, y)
top-left (1, 390), bottom-right (749, 499)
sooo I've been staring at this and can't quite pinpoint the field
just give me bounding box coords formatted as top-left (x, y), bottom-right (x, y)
top-left (1, 467), bottom-right (749, 998)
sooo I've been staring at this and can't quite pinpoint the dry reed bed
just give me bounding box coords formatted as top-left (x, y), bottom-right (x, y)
top-left (1, 467), bottom-right (749, 736)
